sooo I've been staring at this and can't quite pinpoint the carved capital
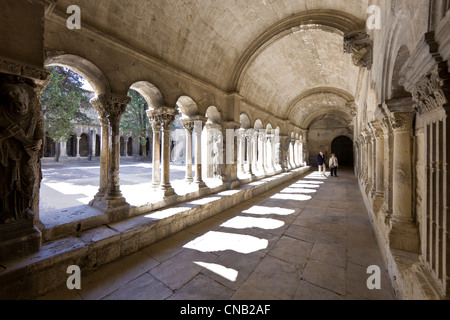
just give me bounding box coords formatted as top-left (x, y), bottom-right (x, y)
top-left (411, 65), bottom-right (449, 115)
top-left (147, 107), bottom-right (179, 130)
top-left (91, 94), bottom-right (131, 122)
top-left (389, 112), bottom-right (415, 132)
top-left (344, 30), bottom-right (373, 70)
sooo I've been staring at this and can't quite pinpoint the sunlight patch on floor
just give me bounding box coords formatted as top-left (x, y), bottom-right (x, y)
top-left (242, 205), bottom-right (295, 216)
top-left (183, 231), bottom-right (268, 254)
top-left (194, 261), bottom-right (239, 282)
top-left (220, 216), bottom-right (285, 230)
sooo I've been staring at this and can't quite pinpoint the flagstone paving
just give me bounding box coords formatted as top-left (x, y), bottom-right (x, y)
top-left (38, 168), bottom-right (396, 300)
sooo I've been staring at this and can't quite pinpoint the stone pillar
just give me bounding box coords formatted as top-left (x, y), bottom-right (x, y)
top-left (290, 140), bottom-right (295, 168)
top-left (181, 119), bottom-right (194, 183)
top-left (75, 135), bottom-right (80, 158)
top-left (93, 116), bottom-right (110, 201)
top-left (388, 111), bottom-right (420, 253)
top-left (148, 107), bottom-right (179, 197)
top-left (96, 95), bottom-right (131, 214)
top-left (59, 141), bottom-right (69, 162)
top-left (279, 136), bottom-right (288, 171)
top-left (260, 131), bottom-right (267, 174)
top-left (223, 121), bottom-right (240, 189)
top-left (252, 130), bottom-right (258, 173)
top-left (239, 128), bottom-right (246, 173)
top-left (371, 121), bottom-right (385, 213)
top-left (193, 117), bottom-right (207, 189)
top-left (151, 121), bottom-right (161, 187)
top-left (246, 129), bottom-right (256, 177)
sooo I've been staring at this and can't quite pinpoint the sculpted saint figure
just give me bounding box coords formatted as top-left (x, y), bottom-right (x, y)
top-left (0, 80), bottom-right (44, 224)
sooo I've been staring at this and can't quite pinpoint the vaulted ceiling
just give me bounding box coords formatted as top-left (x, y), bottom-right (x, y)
top-left (53, 0), bottom-right (369, 128)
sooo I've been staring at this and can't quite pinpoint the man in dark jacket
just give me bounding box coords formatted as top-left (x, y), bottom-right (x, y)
top-left (317, 151), bottom-right (327, 176)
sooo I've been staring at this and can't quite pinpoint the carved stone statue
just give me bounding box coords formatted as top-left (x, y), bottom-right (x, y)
top-left (0, 79), bottom-right (44, 224)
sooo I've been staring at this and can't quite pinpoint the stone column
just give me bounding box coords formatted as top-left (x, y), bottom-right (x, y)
top-left (181, 119), bottom-right (194, 183)
top-left (371, 121), bottom-right (385, 213)
top-left (279, 136), bottom-right (288, 171)
top-left (90, 99), bottom-right (110, 202)
top-left (246, 129), bottom-right (256, 177)
top-left (290, 140), bottom-right (295, 168)
top-left (193, 117), bottom-right (207, 189)
top-left (151, 121), bottom-right (161, 187)
top-left (239, 128), bottom-right (246, 173)
top-left (59, 141), bottom-right (69, 162)
top-left (380, 115), bottom-right (394, 223)
top-left (252, 130), bottom-right (258, 173)
top-left (150, 107), bottom-right (179, 197)
top-left (100, 94), bottom-right (131, 211)
top-left (260, 131), bottom-right (267, 174)
top-left (223, 121), bottom-right (241, 189)
top-left (76, 135), bottom-right (81, 158)
top-left (388, 111), bottom-right (420, 253)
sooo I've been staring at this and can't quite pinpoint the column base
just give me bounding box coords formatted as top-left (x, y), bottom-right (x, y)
top-left (194, 180), bottom-right (208, 189)
top-left (0, 212), bottom-right (41, 262)
top-left (160, 184), bottom-right (176, 197)
top-left (389, 217), bottom-right (421, 254)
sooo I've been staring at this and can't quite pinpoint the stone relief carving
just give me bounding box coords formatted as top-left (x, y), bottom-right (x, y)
top-left (0, 77), bottom-right (44, 224)
top-left (344, 30), bottom-right (373, 70)
top-left (412, 66), bottom-right (449, 115)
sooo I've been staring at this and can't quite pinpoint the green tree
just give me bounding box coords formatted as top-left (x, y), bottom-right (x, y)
top-left (41, 66), bottom-right (93, 142)
top-left (120, 89), bottom-right (152, 157)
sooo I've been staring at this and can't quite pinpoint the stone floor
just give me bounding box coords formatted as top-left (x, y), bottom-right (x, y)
top-left (38, 168), bottom-right (396, 300)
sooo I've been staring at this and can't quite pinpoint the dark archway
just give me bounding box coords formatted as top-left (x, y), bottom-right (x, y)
top-left (331, 136), bottom-right (354, 167)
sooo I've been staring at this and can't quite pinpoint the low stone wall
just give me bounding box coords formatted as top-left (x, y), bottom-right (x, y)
top-left (358, 180), bottom-right (442, 300)
top-left (0, 167), bottom-right (310, 299)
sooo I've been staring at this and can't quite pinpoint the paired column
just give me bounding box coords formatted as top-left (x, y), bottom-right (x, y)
top-left (246, 129), bottom-right (256, 177)
top-left (193, 117), bottom-right (207, 188)
top-left (93, 94), bottom-right (131, 208)
top-left (181, 119), bottom-right (194, 183)
top-left (147, 107), bottom-right (179, 197)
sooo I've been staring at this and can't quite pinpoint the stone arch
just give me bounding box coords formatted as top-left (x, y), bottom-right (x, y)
top-left (176, 95), bottom-right (199, 118)
top-left (331, 136), bottom-right (354, 167)
top-left (240, 113), bottom-right (251, 129)
top-left (230, 10), bottom-right (366, 92)
top-left (44, 54), bottom-right (110, 96)
top-left (129, 81), bottom-right (165, 110)
top-left (391, 45), bottom-right (412, 99)
top-left (205, 106), bottom-right (222, 124)
top-left (254, 119), bottom-right (264, 130)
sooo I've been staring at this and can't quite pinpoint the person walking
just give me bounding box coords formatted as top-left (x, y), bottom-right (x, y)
top-left (329, 153), bottom-right (339, 177)
top-left (317, 151), bottom-right (327, 176)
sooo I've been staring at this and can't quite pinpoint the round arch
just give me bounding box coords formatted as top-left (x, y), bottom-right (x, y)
top-left (331, 136), bottom-right (354, 167)
top-left (44, 54), bottom-right (110, 96)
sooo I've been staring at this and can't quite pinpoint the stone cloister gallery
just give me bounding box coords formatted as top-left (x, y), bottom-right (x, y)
top-left (0, 0), bottom-right (449, 300)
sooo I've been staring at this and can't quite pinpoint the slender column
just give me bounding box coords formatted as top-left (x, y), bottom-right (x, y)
top-left (181, 119), bottom-right (194, 183)
top-left (102, 95), bottom-right (131, 205)
top-left (380, 115), bottom-right (394, 222)
top-left (158, 108), bottom-right (179, 197)
top-left (389, 111), bottom-right (420, 253)
top-left (289, 140), bottom-right (296, 169)
top-left (371, 121), bottom-right (385, 213)
top-left (239, 129), bottom-right (246, 173)
top-left (151, 121), bottom-right (161, 187)
top-left (90, 100), bottom-right (110, 202)
top-left (252, 131), bottom-right (258, 173)
top-left (59, 141), bottom-right (69, 162)
top-left (246, 129), bottom-right (255, 176)
top-left (75, 135), bottom-right (81, 158)
top-left (193, 117), bottom-right (207, 188)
